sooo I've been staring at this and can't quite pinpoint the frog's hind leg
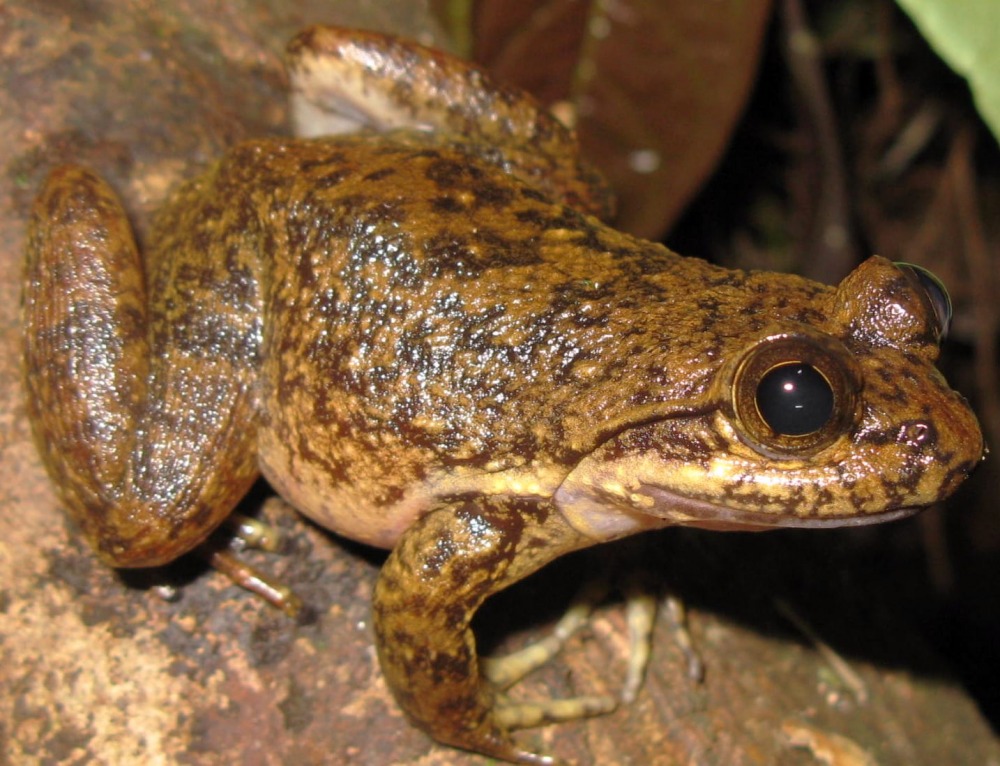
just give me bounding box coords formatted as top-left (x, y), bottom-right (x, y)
top-left (285, 25), bottom-right (614, 219)
top-left (23, 165), bottom-right (260, 570)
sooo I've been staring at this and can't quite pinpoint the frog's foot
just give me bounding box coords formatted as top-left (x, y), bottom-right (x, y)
top-left (482, 580), bottom-right (608, 690)
top-left (482, 581), bottom-right (617, 732)
top-left (197, 545), bottom-right (304, 620)
top-left (284, 25), bottom-right (615, 219)
top-left (195, 513), bottom-right (307, 621)
top-left (482, 573), bottom-right (668, 709)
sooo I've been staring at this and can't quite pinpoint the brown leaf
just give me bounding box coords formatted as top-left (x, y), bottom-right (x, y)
top-left (468, 0), bottom-right (774, 238)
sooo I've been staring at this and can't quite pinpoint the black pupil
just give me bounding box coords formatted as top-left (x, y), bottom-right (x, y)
top-left (756, 363), bottom-right (834, 436)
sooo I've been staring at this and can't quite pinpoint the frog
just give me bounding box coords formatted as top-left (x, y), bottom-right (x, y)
top-left (21, 25), bottom-right (984, 765)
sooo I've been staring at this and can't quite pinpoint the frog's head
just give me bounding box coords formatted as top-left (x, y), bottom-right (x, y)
top-left (554, 257), bottom-right (985, 540)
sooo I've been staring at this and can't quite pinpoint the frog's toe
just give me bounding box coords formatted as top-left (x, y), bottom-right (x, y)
top-left (495, 694), bottom-right (618, 731)
top-left (621, 580), bottom-right (658, 703)
top-left (483, 575), bottom-right (664, 706)
top-left (224, 511), bottom-right (287, 553)
top-left (483, 580), bottom-right (606, 689)
top-left (197, 542), bottom-right (308, 622)
top-left (660, 593), bottom-right (705, 685)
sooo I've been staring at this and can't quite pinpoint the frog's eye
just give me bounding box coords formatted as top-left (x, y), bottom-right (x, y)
top-left (731, 334), bottom-right (859, 457)
top-left (755, 363), bottom-right (833, 436)
top-left (894, 262), bottom-right (952, 340)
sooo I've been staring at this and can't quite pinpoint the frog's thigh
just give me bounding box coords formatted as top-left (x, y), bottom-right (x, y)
top-left (24, 165), bottom-right (262, 568)
top-left (373, 496), bottom-right (597, 763)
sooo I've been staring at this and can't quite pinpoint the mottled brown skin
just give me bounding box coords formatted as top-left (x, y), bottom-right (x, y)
top-left (286, 26), bottom-right (614, 220)
top-left (22, 26), bottom-right (984, 765)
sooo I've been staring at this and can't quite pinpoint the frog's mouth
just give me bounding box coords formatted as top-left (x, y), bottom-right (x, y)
top-left (628, 486), bottom-right (922, 532)
top-left (553, 478), bottom-right (922, 541)
top-left (551, 399), bottom-right (959, 541)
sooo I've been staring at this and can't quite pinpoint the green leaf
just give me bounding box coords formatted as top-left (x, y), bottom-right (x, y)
top-left (895, 0), bottom-right (1000, 145)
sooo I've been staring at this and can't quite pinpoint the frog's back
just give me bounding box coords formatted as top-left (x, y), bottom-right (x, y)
top-left (204, 135), bottom-right (715, 547)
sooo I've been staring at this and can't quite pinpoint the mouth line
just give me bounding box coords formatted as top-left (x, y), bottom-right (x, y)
top-left (638, 486), bottom-right (922, 531)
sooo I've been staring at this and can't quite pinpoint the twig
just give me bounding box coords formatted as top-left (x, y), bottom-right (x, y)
top-left (774, 598), bottom-right (869, 704)
top-left (948, 125), bottom-right (1000, 451)
top-left (781, 0), bottom-right (859, 283)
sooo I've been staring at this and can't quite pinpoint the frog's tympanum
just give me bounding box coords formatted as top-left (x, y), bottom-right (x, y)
top-left (22, 26), bottom-right (983, 764)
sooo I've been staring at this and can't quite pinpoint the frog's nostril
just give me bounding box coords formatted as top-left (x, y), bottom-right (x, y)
top-left (898, 420), bottom-right (936, 448)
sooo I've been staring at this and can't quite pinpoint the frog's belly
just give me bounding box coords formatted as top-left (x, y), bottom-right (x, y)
top-left (263, 465), bottom-right (422, 549)
top-left (256, 423), bottom-right (568, 549)
top-left (256, 426), bottom-right (431, 549)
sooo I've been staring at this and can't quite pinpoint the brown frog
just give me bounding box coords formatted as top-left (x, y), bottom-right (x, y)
top-left (22, 25), bottom-right (983, 765)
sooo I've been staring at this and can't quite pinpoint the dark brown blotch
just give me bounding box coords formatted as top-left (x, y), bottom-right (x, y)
top-left (425, 157), bottom-right (485, 189)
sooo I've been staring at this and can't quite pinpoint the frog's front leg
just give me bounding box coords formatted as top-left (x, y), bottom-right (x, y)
top-left (374, 495), bottom-right (612, 764)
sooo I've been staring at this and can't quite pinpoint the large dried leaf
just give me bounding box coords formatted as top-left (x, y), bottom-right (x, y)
top-left (466, 0), bottom-right (774, 238)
